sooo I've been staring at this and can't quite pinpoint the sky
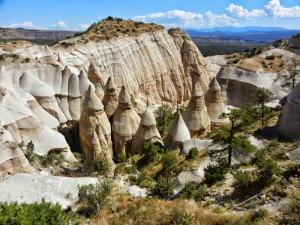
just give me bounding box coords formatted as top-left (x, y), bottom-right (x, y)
top-left (1, 0), bottom-right (300, 31)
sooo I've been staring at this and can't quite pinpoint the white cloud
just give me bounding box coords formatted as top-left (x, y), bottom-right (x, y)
top-left (7, 21), bottom-right (43, 29)
top-left (226, 4), bottom-right (266, 18)
top-left (57, 21), bottom-right (66, 27)
top-left (265, 0), bottom-right (300, 18)
top-left (133, 10), bottom-right (236, 28)
top-left (78, 23), bottom-right (90, 30)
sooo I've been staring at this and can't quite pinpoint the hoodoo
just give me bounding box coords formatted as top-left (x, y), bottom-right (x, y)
top-left (112, 86), bottom-right (141, 155)
top-left (183, 81), bottom-right (210, 137)
top-left (277, 81), bottom-right (300, 140)
top-left (102, 77), bottom-right (118, 118)
top-left (205, 77), bottom-right (226, 122)
top-left (167, 111), bottom-right (191, 150)
top-left (79, 86), bottom-right (114, 170)
top-left (131, 107), bottom-right (163, 153)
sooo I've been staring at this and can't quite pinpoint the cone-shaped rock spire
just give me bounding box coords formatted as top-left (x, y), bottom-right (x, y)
top-left (205, 77), bottom-right (225, 122)
top-left (102, 77), bottom-right (118, 118)
top-left (112, 86), bottom-right (140, 155)
top-left (132, 108), bottom-right (163, 153)
top-left (79, 85), bottom-right (114, 170)
top-left (183, 81), bottom-right (210, 137)
top-left (167, 111), bottom-right (191, 150)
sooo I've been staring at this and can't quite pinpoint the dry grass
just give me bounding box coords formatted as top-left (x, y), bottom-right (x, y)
top-left (80, 18), bottom-right (164, 42)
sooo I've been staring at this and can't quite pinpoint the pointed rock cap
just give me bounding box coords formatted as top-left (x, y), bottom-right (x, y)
top-left (62, 65), bottom-right (73, 77)
top-left (88, 62), bottom-right (98, 73)
top-left (169, 112), bottom-right (191, 143)
top-left (141, 108), bottom-right (156, 126)
top-left (57, 53), bottom-right (66, 66)
top-left (192, 81), bottom-right (204, 97)
top-left (83, 85), bottom-right (104, 111)
top-left (209, 77), bottom-right (221, 91)
top-left (106, 77), bottom-right (117, 90)
top-left (118, 86), bottom-right (131, 104)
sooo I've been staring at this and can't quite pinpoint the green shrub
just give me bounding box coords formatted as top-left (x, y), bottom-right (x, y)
top-left (0, 199), bottom-right (69, 225)
top-left (204, 158), bottom-right (230, 185)
top-left (169, 208), bottom-right (194, 225)
top-left (234, 171), bottom-right (253, 194)
top-left (187, 148), bottom-right (199, 160)
top-left (24, 141), bottom-right (38, 163)
top-left (161, 152), bottom-right (177, 170)
top-left (77, 180), bottom-right (113, 218)
top-left (91, 157), bottom-right (111, 176)
top-left (256, 156), bottom-right (280, 185)
top-left (142, 142), bottom-right (162, 163)
top-left (265, 55), bottom-right (275, 60)
top-left (151, 176), bottom-right (174, 199)
top-left (181, 182), bottom-right (207, 200)
top-left (41, 151), bottom-right (65, 167)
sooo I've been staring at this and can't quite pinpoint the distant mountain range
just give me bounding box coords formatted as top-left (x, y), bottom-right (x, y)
top-left (186, 26), bottom-right (300, 43)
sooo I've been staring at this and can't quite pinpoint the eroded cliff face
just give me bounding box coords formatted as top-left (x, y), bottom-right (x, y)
top-left (0, 25), bottom-right (213, 176)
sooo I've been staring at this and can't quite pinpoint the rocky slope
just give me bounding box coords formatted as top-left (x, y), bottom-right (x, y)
top-left (0, 19), bottom-right (213, 176)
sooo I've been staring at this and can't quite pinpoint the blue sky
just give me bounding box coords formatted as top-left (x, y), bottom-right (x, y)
top-left (1, 0), bottom-right (300, 30)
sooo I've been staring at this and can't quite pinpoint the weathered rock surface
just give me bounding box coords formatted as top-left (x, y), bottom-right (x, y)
top-left (132, 108), bottom-right (163, 153)
top-left (112, 86), bottom-right (141, 155)
top-left (0, 126), bottom-right (33, 179)
top-left (79, 86), bottom-right (114, 169)
top-left (277, 81), bottom-right (300, 140)
top-left (0, 173), bottom-right (97, 209)
top-left (205, 77), bottom-right (226, 122)
top-left (167, 111), bottom-right (191, 150)
top-left (183, 81), bottom-right (210, 137)
top-left (102, 77), bottom-right (118, 118)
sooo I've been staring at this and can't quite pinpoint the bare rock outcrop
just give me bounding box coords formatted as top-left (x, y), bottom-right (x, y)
top-left (102, 77), bottom-right (118, 118)
top-left (112, 86), bottom-right (141, 155)
top-left (167, 111), bottom-right (191, 150)
top-left (131, 108), bottom-right (163, 153)
top-left (0, 125), bottom-right (33, 179)
top-left (277, 81), bottom-right (300, 140)
top-left (183, 81), bottom-right (210, 137)
top-left (205, 77), bottom-right (226, 122)
top-left (79, 86), bottom-right (114, 169)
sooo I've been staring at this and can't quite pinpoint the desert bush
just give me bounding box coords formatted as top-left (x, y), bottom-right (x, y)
top-left (247, 208), bottom-right (268, 223)
top-left (265, 55), bottom-right (275, 60)
top-left (187, 148), bottom-right (199, 160)
top-left (204, 158), bottom-right (230, 185)
top-left (41, 151), bottom-right (65, 167)
top-left (142, 142), bottom-right (162, 164)
top-left (279, 194), bottom-right (300, 225)
top-left (24, 140), bottom-right (38, 163)
top-left (234, 171), bottom-right (253, 194)
top-left (77, 180), bottom-right (113, 218)
top-left (169, 208), bottom-right (194, 225)
top-left (91, 157), bottom-right (111, 176)
top-left (0, 199), bottom-right (69, 225)
top-left (255, 156), bottom-right (280, 185)
top-left (151, 176), bottom-right (174, 199)
top-left (181, 182), bottom-right (207, 200)
top-left (161, 152), bottom-right (177, 170)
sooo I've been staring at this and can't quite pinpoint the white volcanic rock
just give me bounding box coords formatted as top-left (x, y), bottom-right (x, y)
top-left (0, 173), bottom-right (98, 209)
top-left (102, 77), bottom-right (118, 118)
top-left (277, 81), bottom-right (300, 140)
top-left (205, 77), bottom-right (226, 122)
top-left (131, 108), bottom-right (163, 153)
top-left (0, 126), bottom-right (33, 179)
top-left (79, 86), bottom-right (114, 169)
top-left (183, 81), bottom-right (211, 137)
top-left (112, 86), bottom-right (141, 155)
top-left (167, 111), bottom-right (191, 150)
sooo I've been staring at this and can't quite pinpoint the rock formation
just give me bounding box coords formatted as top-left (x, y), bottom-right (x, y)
top-left (277, 81), bottom-right (300, 140)
top-left (79, 86), bottom-right (114, 169)
top-left (112, 86), bottom-right (141, 155)
top-left (131, 108), bottom-right (163, 153)
top-left (0, 125), bottom-right (33, 179)
top-left (167, 111), bottom-right (191, 150)
top-left (102, 77), bottom-right (118, 118)
top-left (205, 77), bottom-right (226, 122)
top-left (183, 81), bottom-right (210, 137)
